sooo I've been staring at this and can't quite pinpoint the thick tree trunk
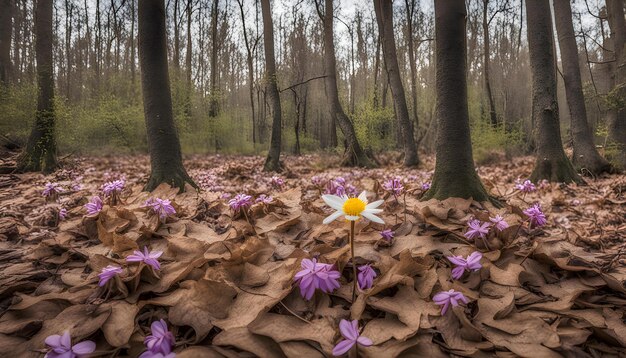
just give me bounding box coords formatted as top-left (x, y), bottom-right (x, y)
top-left (0, 0), bottom-right (12, 87)
top-left (553, 0), bottom-right (612, 174)
top-left (606, 0), bottom-right (626, 169)
top-left (374, 0), bottom-right (419, 167)
top-left (261, 0), bottom-right (282, 172)
top-left (482, 0), bottom-right (497, 127)
top-left (423, 0), bottom-right (489, 201)
top-left (404, 0), bottom-right (420, 144)
top-left (138, 0), bottom-right (197, 192)
top-left (320, 0), bottom-right (374, 168)
top-left (526, 0), bottom-right (580, 183)
top-left (17, 0), bottom-right (58, 173)
top-left (208, 0), bottom-right (219, 117)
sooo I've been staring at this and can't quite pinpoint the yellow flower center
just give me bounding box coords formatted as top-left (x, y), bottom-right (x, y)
top-left (343, 198), bottom-right (366, 217)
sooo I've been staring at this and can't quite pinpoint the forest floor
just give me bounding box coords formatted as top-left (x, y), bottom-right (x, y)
top-left (0, 152), bottom-right (625, 357)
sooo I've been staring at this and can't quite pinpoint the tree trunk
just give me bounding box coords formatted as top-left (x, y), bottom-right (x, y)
top-left (525, 0), bottom-right (580, 183)
top-left (185, 0), bottom-right (193, 115)
top-left (606, 0), bottom-right (626, 169)
top-left (236, 0), bottom-right (257, 145)
top-left (319, 0), bottom-right (374, 168)
top-left (423, 0), bottom-right (489, 201)
top-left (138, 0), bottom-right (197, 192)
top-left (404, 0), bottom-right (419, 143)
top-left (17, 0), bottom-right (58, 173)
top-left (261, 0), bottom-right (282, 172)
top-left (0, 0), bottom-right (12, 87)
top-left (553, 0), bottom-right (612, 174)
top-left (173, 0), bottom-right (180, 71)
top-left (374, 0), bottom-right (419, 167)
top-left (130, 0), bottom-right (136, 82)
top-left (208, 0), bottom-right (219, 117)
top-left (482, 0), bottom-right (497, 126)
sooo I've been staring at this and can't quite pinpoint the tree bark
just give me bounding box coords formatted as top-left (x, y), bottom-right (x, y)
top-left (17, 0), bottom-right (58, 173)
top-left (525, 0), bottom-right (580, 183)
top-left (0, 0), bottom-right (12, 87)
top-left (606, 0), bottom-right (626, 169)
top-left (553, 0), bottom-right (611, 174)
top-left (423, 0), bottom-right (489, 201)
top-left (261, 0), bottom-right (282, 172)
top-left (482, 0), bottom-right (497, 126)
top-left (374, 0), bottom-right (419, 167)
top-left (404, 0), bottom-right (420, 144)
top-left (318, 0), bottom-right (374, 168)
top-left (185, 0), bottom-right (193, 115)
top-left (138, 0), bottom-right (197, 192)
top-left (208, 0), bottom-right (219, 117)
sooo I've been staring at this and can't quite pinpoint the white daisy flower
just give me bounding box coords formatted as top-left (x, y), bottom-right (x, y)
top-left (322, 191), bottom-right (384, 224)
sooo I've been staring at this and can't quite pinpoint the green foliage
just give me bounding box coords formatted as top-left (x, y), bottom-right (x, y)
top-left (352, 101), bottom-right (397, 152)
top-left (470, 112), bottom-right (525, 165)
top-left (0, 83), bottom-right (38, 143)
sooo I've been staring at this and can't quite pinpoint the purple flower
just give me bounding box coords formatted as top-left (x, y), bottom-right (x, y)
top-left (84, 196), bottom-right (103, 216)
top-left (126, 247), bottom-right (163, 270)
top-left (98, 265), bottom-right (123, 287)
top-left (58, 208), bottom-right (68, 221)
top-left (464, 219), bottom-right (491, 240)
top-left (332, 319), bottom-right (372, 356)
top-left (344, 183), bottom-right (358, 196)
top-left (433, 289), bottom-right (469, 315)
top-left (44, 331), bottom-right (96, 358)
top-left (421, 182), bottom-right (431, 190)
top-left (380, 229), bottom-right (394, 241)
top-left (382, 177), bottom-right (404, 196)
top-left (139, 352), bottom-right (176, 358)
top-left (42, 182), bottom-right (64, 198)
top-left (311, 175), bottom-right (325, 187)
top-left (325, 177), bottom-right (350, 196)
top-left (102, 179), bottom-right (125, 197)
top-left (294, 258), bottom-right (341, 300)
top-left (357, 264), bottom-right (377, 290)
top-left (228, 194), bottom-right (253, 212)
top-left (489, 215), bottom-right (509, 231)
top-left (145, 198), bottom-right (176, 221)
top-left (255, 194), bottom-right (273, 204)
top-left (447, 252), bottom-right (482, 280)
top-left (515, 179), bottom-right (536, 193)
top-left (142, 319), bottom-right (175, 356)
top-left (524, 204), bottom-right (547, 227)
top-left (270, 176), bottom-right (284, 188)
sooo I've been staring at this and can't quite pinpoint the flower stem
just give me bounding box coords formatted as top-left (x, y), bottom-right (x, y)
top-left (350, 220), bottom-right (357, 303)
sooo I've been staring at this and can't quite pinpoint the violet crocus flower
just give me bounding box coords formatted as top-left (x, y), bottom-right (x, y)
top-left (489, 215), bottom-right (509, 231)
top-left (524, 204), bottom-right (547, 227)
top-left (357, 264), bottom-right (377, 290)
top-left (42, 182), bottom-right (64, 198)
top-left (139, 352), bottom-right (176, 358)
top-left (126, 247), bottom-right (163, 270)
top-left (380, 229), bottom-right (394, 241)
top-left (421, 182), bottom-right (431, 191)
top-left (102, 179), bottom-right (125, 197)
top-left (382, 177), bottom-right (404, 196)
top-left (84, 196), bottom-right (103, 216)
top-left (270, 176), bottom-right (284, 188)
top-left (433, 289), bottom-right (469, 315)
top-left (515, 179), bottom-right (536, 193)
top-left (293, 258), bottom-right (341, 300)
top-left (141, 319), bottom-right (175, 356)
top-left (145, 198), bottom-right (176, 222)
top-left (98, 265), bottom-right (123, 287)
top-left (447, 252), bottom-right (482, 280)
top-left (58, 208), bottom-right (68, 221)
top-left (332, 319), bottom-right (372, 356)
top-left (44, 331), bottom-right (96, 358)
top-left (255, 194), bottom-right (273, 204)
top-left (464, 219), bottom-right (491, 240)
top-left (311, 175), bottom-right (325, 187)
top-left (228, 194), bottom-right (253, 212)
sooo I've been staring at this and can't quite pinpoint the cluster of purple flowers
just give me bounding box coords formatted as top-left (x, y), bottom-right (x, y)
top-left (515, 179), bottom-right (537, 193)
top-left (270, 176), bottom-right (284, 188)
top-left (193, 171), bottom-right (224, 192)
top-left (382, 177), bottom-right (404, 196)
top-left (465, 214), bottom-right (510, 240)
top-left (255, 194), bottom-right (273, 205)
top-left (84, 196), bottom-right (103, 216)
top-left (44, 331), bottom-right (95, 358)
top-left (228, 193), bottom-right (253, 212)
top-left (101, 180), bottom-right (125, 203)
top-left (140, 319), bottom-right (176, 358)
top-left (144, 198), bottom-right (176, 222)
top-left (523, 203), bottom-right (547, 227)
top-left (294, 258), bottom-right (341, 300)
top-left (447, 252), bottom-right (482, 280)
top-left (325, 177), bottom-right (357, 197)
top-left (42, 182), bottom-right (64, 199)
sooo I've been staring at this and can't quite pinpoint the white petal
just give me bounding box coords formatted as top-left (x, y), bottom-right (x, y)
top-left (366, 200), bottom-right (384, 209)
top-left (322, 195), bottom-right (345, 211)
top-left (345, 215), bottom-right (360, 221)
top-left (362, 212), bottom-right (384, 224)
top-left (363, 208), bottom-right (383, 214)
top-left (358, 191), bottom-right (368, 203)
top-left (323, 210), bottom-right (344, 224)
